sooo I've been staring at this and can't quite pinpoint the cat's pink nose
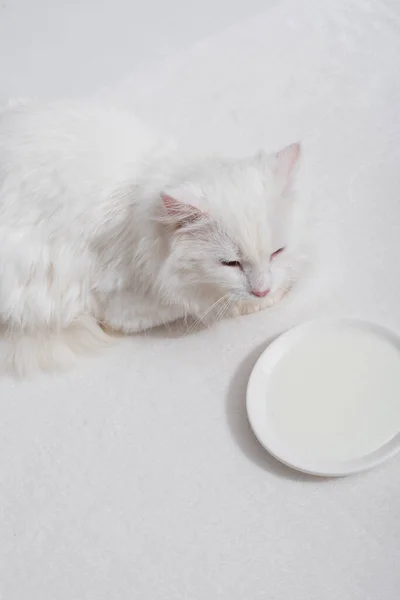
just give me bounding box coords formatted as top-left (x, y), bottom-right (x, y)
top-left (251, 289), bottom-right (270, 298)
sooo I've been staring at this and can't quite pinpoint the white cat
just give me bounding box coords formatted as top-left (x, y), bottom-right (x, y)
top-left (0, 99), bottom-right (303, 375)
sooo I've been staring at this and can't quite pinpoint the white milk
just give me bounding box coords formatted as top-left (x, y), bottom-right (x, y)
top-left (267, 327), bottom-right (400, 462)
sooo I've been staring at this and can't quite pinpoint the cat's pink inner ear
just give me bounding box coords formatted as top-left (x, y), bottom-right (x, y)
top-left (161, 193), bottom-right (203, 226)
top-left (275, 142), bottom-right (301, 183)
top-left (161, 193), bottom-right (184, 216)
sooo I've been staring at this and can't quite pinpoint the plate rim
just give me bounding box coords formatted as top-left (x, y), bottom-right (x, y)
top-left (246, 317), bottom-right (400, 477)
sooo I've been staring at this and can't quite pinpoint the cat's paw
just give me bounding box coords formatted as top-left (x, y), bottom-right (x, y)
top-left (232, 284), bottom-right (291, 317)
top-left (265, 283), bottom-right (292, 308)
top-left (237, 297), bottom-right (272, 316)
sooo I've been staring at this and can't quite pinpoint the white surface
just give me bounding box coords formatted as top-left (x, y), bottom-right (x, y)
top-left (0, 0), bottom-right (270, 96)
top-left (247, 318), bottom-right (400, 475)
top-left (1, 0), bottom-right (400, 598)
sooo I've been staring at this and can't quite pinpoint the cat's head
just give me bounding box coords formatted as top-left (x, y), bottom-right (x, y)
top-left (159, 143), bottom-right (302, 315)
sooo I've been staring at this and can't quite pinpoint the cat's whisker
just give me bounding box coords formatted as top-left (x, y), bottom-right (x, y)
top-left (187, 293), bottom-right (231, 334)
top-left (211, 295), bottom-right (234, 327)
top-left (187, 297), bottom-right (226, 334)
top-left (211, 297), bottom-right (229, 325)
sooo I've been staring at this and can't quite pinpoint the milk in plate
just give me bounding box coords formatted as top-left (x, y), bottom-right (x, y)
top-left (267, 327), bottom-right (400, 462)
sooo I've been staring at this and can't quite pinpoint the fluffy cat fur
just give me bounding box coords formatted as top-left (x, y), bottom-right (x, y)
top-left (0, 99), bottom-right (304, 375)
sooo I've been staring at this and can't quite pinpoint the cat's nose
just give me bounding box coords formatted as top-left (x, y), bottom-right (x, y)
top-left (251, 289), bottom-right (270, 298)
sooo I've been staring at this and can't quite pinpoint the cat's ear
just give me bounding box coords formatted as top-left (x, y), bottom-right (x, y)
top-left (161, 192), bottom-right (204, 229)
top-left (275, 142), bottom-right (301, 189)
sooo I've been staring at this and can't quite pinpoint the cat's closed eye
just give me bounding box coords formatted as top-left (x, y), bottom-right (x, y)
top-left (220, 260), bottom-right (242, 268)
top-left (271, 247), bottom-right (285, 259)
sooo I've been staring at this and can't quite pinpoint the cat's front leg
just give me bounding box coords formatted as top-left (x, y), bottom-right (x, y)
top-left (98, 292), bottom-right (184, 334)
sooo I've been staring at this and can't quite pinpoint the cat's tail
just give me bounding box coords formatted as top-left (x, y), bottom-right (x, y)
top-left (0, 316), bottom-right (112, 377)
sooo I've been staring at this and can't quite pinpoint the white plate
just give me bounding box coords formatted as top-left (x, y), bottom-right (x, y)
top-left (246, 318), bottom-right (400, 477)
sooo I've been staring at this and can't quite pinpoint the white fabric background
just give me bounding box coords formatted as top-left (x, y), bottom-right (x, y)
top-left (1, 1), bottom-right (400, 598)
